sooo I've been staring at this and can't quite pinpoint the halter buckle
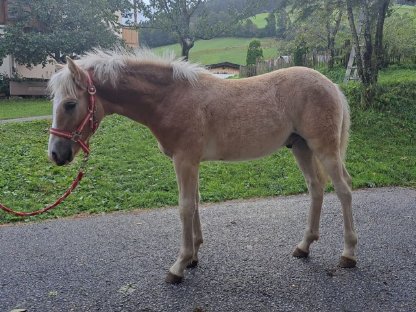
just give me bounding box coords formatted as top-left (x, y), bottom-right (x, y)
top-left (71, 132), bottom-right (81, 142)
top-left (88, 85), bottom-right (96, 95)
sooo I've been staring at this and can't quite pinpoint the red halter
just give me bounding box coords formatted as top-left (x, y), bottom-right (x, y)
top-left (49, 72), bottom-right (99, 155)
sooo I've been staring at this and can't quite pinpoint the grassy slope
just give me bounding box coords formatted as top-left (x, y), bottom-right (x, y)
top-left (250, 12), bottom-right (269, 28)
top-left (153, 37), bottom-right (278, 65)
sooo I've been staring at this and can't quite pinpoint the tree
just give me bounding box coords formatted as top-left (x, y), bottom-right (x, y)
top-left (276, 0), bottom-right (290, 39)
top-left (246, 39), bottom-right (263, 65)
top-left (0, 0), bottom-right (132, 66)
top-left (291, 0), bottom-right (344, 68)
top-left (264, 12), bottom-right (277, 37)
top-left (142, 0), bottom-right (260, 60)
top-left (346, 0), bottom-right (391, 106)
top-left (384, 10), bottom-right (416, 64)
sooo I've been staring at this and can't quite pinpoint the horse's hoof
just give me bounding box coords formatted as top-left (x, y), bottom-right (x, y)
top-left (165, 272), bottom-right (183, 284)
top-left (187, 260), bottom-right (198, 269)
top-left (339, 256), bottom-right (357, 268)
top-left (292, 247), bottom-right (309, 258)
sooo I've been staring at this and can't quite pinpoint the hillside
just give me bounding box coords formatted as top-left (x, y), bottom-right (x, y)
top-left (151, 4), bottom-right (414, 66)
top-left (153, 37), bottom-right (278, 65)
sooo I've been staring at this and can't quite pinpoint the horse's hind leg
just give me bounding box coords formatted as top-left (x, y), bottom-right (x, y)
top-left (317, 152), bottom-right (357, 268)
top-left (291, 137), bottom-right (326, 258)
top-left (187, 181), bottom-right (203, 269)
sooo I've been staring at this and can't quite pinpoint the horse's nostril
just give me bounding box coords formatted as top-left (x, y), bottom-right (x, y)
top-left (51, 151), bottom-right (58, 162)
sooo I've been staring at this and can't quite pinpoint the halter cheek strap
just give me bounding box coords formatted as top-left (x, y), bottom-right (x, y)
top-left (49, 72), bottom-right (99, 155)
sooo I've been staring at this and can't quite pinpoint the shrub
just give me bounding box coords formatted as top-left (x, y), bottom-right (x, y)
top-left (0, 74), bottom-right (10, 97)
top-left (246, 40), bottom-right (263, 66)
top-left (341, 81), bottom-right (416, 123)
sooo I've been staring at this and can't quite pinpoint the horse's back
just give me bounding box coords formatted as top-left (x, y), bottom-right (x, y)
top-left (200, 67), bottom-right (346, 161)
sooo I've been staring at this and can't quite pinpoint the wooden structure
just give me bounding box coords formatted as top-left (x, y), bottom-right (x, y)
top-left (207, 62), bottom-right (240, 76)
top-left (344, 12), bottom-right (365, 83)
top-left (9, 81), bottom-right (48, 96)
top-left (122, 27), bottom-right (139, 49)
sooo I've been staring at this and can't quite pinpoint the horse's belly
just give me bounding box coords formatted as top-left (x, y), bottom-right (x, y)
top-left (202, 131), bottom-right (288, 161)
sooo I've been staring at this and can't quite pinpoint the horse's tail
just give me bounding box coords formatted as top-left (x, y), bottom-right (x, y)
top-left (313, 85), bottom-right (350, 186)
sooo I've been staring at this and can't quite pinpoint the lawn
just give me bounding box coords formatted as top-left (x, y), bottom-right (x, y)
top-left (153, 37), bottom-right (278, 65)
top-left (0, 98), bottom-right (52, 119)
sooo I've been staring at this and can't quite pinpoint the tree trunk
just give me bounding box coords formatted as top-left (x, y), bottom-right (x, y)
top-left (375, 0), bottom-right (390, 72)
top-left (181, 37), bottom-right (194, 61)
top-left (326, 2), bottom-right (343, 69)
top-left (328, 37), bottom-right (335, 69)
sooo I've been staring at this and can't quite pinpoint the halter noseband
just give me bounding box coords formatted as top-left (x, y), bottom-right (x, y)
top-left (49, 72), bottom-right (99, 155)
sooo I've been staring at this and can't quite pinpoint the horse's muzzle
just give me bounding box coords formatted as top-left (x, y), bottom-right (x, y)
top-left (50, 141), bottom-right (73, 166)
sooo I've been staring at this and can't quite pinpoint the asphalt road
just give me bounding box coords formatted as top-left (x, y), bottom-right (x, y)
top-left (0, 187), bottom-right (415, 312)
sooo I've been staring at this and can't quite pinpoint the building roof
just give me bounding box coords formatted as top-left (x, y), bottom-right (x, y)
top-left (207, 62), bottom-right (241, 70)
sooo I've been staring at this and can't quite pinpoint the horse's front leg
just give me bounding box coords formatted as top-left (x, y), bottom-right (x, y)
top-left (166, 156), bottom-right (200, 284)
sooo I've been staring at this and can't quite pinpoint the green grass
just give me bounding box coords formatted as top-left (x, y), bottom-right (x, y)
top-left (153, 37), bottom-right (278, 65)
top-left (0, 98), bottom-right (52, 119)
top-left (250, 12), bottom-right (269, 28)
top-left (316, 66), bottom-right (416, 85)
top-left (378, 67), bottom-right (416, 84)
top-left (393, 4), bottom-right (416, 15)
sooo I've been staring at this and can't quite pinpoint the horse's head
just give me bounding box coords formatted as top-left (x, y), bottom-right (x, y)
top-left (48, 57), bottom-right (103, 166)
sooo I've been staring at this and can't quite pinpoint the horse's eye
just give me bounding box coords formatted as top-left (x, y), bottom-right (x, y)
top-left (64, 101), bottom-right (77, 111)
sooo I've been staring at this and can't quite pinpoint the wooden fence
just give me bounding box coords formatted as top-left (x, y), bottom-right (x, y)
top-left (9, 81), bottom-right (48, 96)
top-left (240, 53), bottom-right (331, 77)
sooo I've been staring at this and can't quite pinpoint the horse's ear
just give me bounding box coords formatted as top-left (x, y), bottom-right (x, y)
top-left (66, 56), bottom-right (87, 87)
top-left (55, 63), bottom-right (64, 71)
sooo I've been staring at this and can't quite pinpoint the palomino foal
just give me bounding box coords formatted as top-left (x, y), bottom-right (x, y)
top-left (48, 49), bottom-right (357, 283)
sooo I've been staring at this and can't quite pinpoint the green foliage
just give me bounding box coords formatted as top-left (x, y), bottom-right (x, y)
top-left (0, 0), bottom-right (131, 66)
top-left (293, 38), bottom-right (308, 66)
top-left (384, 10), bottom-right (416, 64)
top-left (246, 40), bottom-right (264, 65)
top-left (0, 74), bottom-right (10, 96)
top-left (263, 13), bottom-right (277, 37)
top-left (341, 79), bottom-right (416, 124)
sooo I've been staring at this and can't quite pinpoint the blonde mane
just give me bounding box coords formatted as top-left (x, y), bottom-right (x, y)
top-left (48, 48), bottom-right (207, 98)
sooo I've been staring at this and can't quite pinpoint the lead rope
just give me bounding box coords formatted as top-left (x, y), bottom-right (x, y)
top-left (0, 154), bottom-right (89, 217)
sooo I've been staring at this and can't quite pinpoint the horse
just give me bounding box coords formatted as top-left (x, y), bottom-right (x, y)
top-left (47, 48), bottom-right (357, 284)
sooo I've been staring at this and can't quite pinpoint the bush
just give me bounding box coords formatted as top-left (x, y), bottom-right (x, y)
top-left (0, 74), bottom-right (10, 97)
top-left (341, 81), bottom-right (416, 123)
top-left (293, 39), bottom-right (308, 66)
top-left (246, 40), bottom-right (263, 66)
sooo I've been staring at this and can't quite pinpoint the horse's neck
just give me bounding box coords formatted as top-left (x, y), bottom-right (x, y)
top-left (97, 64), bottom-right (177, 126)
